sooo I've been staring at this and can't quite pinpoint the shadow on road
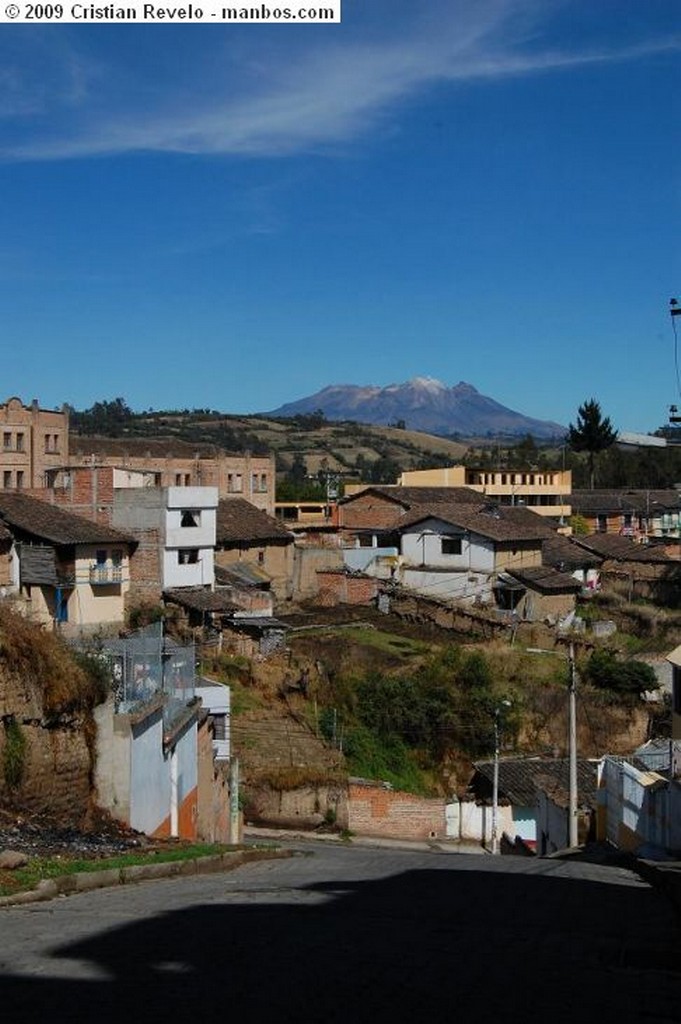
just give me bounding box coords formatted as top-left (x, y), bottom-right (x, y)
top-left (1, 865), bottom-right (679, 1023)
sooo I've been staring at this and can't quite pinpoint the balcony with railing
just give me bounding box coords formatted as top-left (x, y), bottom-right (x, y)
top-left (90, 564), bottom-right (124, 586)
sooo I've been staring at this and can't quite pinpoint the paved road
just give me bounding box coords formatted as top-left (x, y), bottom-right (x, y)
top-left (1, 840), bottom-right (679, 1023)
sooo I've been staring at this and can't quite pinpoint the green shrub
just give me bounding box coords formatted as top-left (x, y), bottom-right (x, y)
top-left (584, 649), bottom-right (658, 698)
top-left (2, 718), bottom-right (27, 790)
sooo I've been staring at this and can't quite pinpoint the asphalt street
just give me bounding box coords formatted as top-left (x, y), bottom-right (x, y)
top-left (0, 840), bottom-right (679, 1023)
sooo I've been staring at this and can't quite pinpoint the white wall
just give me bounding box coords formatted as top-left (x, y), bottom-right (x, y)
top-left (401, 518), bottom-right (495, 572)
top-left (400, 568), bottom-right (493, 605)
top-left (196, 680), bottom-right (231, 760)
top-left (165, 507), bottom-right (217, 549)
top-left (163, 547), bottom-right (215, 589)
top-left (130, 708), bottom-right (169, 835)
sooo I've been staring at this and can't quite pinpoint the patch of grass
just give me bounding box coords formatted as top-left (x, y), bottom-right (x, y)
top-left (343, 724), bottom-right (432, 795)
top-left (253, 766), bottom-right (347, 790)
top-left (230, 681), bottom-right (266, 717)
top-left (298, 626), bottom-right (431, 660)
top-left (2, 717), bottom-right (27, 789)
top-left (0, 842), bottom-right (237, 898)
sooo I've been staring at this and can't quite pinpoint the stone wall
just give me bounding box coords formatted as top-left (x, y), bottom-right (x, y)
top-left (243, 782), bottom-right (349, 831)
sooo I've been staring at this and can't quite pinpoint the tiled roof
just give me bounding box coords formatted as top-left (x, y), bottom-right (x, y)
top-left (573, 533), bottom-right (672, 563)
top-left (472, 757), bottom-right (599, 809)
top-left (214, 562), bottom-right (271, 587)
top-left (164, 587), bottom-right (239, 613)
top-left (339, 485), bottom-right (481, 509)
top-left (542, 533), bottom-right (602, 570)
top-left (216, 498), bottom-right (293, 544)
top-left (397, 502), bottom-right (552, 543)
top-left (504, 566), bottom-right (581, 593)
top-left (570, 489), bottom-right (681, 514)
top-left (0, 492), bottom-right (134, 546)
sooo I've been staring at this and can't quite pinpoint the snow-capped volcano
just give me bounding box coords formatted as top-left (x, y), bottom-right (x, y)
top-left (265, 379), bottom-right (564, 439)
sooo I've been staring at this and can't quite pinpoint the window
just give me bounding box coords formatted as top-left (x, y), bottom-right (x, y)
top-left (180, 510), bottom-right (200, 528)
top-left (258, 550), bottom-right (265, 565)
top-left (16, 471), bottom-right (24, 490)
top-left (228, 473), bottom-right (242, 493)
top-left (175, 474), bottom-right (182, 486)
top-left (3, 471), bottom-right (11, 489)
top-left (213, 714), bottom-right (228, 741)
top-left (96, 550), bottom-right (107, 566)
top-left (111, 550), bottom-right (123, 567)
top-left (3, 433), bottom-right (11, 450)
top-left (44, 433), bottom-right (52, 453)
top-left (177, 549), bottom-right (199, 565)
top-left (597, 515), bottom-right (608, 533)
top-left (15, 433), bottom-right (24, 452)
top-left (441, 536), bottom-right (463, 556)
top-left (260, 474), bottom-right (267, 491)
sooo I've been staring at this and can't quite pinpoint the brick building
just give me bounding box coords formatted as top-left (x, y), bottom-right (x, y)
top-left (0, 396), bottom-right (70, 490)
top-left (68, 436), bottom-right (276, 513)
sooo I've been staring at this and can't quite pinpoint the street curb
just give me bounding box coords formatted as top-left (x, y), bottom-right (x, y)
top-left (0, 847), bottom-right (289, 908)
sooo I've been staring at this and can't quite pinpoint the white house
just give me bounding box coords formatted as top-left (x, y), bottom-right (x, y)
top-left (113, 485), bottom-right (218, 594)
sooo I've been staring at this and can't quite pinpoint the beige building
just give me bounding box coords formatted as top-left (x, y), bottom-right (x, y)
top-left (215, 497), bottom-right (295, 603)
top-left (0, 491), bottom-right (135, 631)
top-left (398, 465), bottom-right (571, 523)
top-left (0, 396), bottom-right (70, 491)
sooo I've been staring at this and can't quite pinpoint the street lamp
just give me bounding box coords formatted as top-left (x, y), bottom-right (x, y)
top-left (527, 641), bottom-right (579, 848)
top-left (491, 699), bottom-right (512, 855)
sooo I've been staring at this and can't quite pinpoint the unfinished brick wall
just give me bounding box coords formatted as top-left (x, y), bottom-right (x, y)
top-left (316, 571), bottom-right (378, 607)
top-left (339, 492), bottom-right (404, 532)
top-left (348, 781), bottom-right (446, 840)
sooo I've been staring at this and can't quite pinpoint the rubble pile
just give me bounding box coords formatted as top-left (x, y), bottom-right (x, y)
top-left (0, 810), bottom-right (146, 860)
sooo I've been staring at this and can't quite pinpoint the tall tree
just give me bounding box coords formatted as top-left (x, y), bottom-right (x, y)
top-left (567, 399), bottom-right (617, 489)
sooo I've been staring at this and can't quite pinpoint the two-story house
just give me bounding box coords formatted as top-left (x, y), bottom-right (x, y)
top-left (396, 502), bottom-right (579, 618)
top-left (0, 491), bottom-right (135, 630)
top-left (214, 497), bottom-right (295, 604)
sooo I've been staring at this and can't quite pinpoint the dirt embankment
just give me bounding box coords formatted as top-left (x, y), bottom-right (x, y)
top-left (0, 607), bottom-right (100, 826)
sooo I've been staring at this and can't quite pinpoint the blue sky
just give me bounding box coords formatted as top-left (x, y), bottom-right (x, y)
top-left (1, 0), bottom-right (679, 433)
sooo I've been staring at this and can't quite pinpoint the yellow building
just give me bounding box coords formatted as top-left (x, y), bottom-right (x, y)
top-left (398, 465), bottom-right (571, 524)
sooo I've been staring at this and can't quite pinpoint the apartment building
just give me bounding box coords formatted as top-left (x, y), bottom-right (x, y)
top-left (398, 464), bottom-right (572, 523)
top-left (0, 396), bottom-right (70, 490)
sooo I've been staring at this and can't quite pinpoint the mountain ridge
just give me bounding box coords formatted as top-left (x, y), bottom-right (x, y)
top-left (266, 378), bottom-right (565, 439)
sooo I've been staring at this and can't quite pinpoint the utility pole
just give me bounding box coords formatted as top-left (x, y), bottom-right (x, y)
top-left (527, 644), bottom-right (580, 849)
top-left (568, 642), bottom-right (579, 848)
top-left (491, 700), bottom-right (511, 855)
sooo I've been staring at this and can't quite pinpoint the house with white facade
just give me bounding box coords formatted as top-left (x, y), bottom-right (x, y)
top-left (112, 485), bottom-right (218, 597)
top-left (395, 502), bottom-right (575, 614)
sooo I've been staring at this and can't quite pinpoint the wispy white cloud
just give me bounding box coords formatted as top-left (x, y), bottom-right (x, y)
top-left (1, 1), bottom-right (678, 161)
